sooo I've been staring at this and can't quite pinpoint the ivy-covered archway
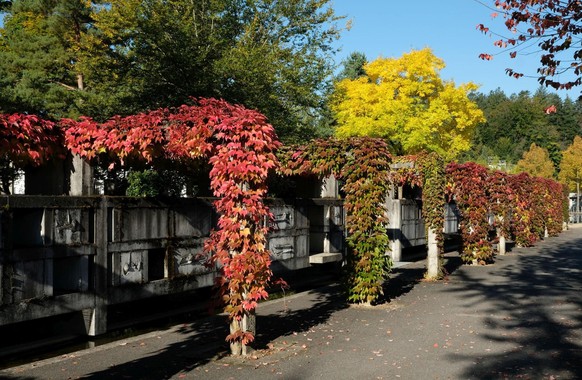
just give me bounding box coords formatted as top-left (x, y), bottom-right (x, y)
top-left (62, 97), bottom-right (280, 356)
top-left (278, 137), bottom-right (393, 304)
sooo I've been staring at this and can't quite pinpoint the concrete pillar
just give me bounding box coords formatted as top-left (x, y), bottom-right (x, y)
top-left (83, 307), bottom-right (105, 337)
top-left (25, 155), bottom-right (94, 195)
top-left (320, 175), bottom-right (339, 198)
top-left (497, 229), bottom-right (506, 255)
top-left (69, 155), bottom-right (94, 195)
top-left (389, 199), bottom-right (402, 262)
top-left (85, 197), bottom-right (108, 336)
top-left (426, 227), bottom-right (439, 279)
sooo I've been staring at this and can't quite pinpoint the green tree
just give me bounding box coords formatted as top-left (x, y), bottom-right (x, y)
top-left (515, 143), bottom-right (555, 179)
top-left (556, 97), bottom-right (582, 148)
top-left (468, 88), bottom-right (509, 164)
top-left (470, 88), bottom-right (562, 164)
top-left (0, 0), bottom-right (94, 118)
top-left (0, 0), bottom-right (343, 142)
top-left (331, 48), bottom-right (485, 160)
top-left (83, 0), bottom-right (229, 117)
top-left (336, 51), bottom-right (367, 81)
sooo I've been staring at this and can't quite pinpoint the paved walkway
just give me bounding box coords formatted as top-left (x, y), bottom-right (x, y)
top-left (2, 226), bottom-right (582, 379)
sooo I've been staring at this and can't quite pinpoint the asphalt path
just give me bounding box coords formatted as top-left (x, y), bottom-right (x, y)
top-left (2, 226), bottom-right (582, 380)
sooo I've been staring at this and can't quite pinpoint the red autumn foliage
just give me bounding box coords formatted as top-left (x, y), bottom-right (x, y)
top-left (61, 98), bottom-right (281, 346)
top-left (446, 161), bottom-right (565, 261)
top-left (446, 162), bottom-right (494, 264)
top-left (0, 113), bottom-right (64, 166)
top-left (479, 0), bottom-right (582, 90)
top-left (278, 138), bottom-right (393, 304)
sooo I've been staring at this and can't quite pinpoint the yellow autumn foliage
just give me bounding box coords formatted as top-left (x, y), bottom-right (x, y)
top-left (516, 143), bottom-right (555, 179)
top-left (559, 135), bottom-right (582, 191)
top-left (332, 48), bottom-right (485, 161)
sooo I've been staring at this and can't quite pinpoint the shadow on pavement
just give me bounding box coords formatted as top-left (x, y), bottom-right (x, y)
top-left (382, 251), bottom-right (464, 302)
top-left (255, 284), bottom-right (349, 349)
top-left (71, 283), bottom-right (347, 379)
top-left (445, 230), bottom-right (582, 379)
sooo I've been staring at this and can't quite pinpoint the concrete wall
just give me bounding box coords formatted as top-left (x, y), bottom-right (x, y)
top-left (387, 189), bottom-right (459, 262)
top-left (0, 174), bottom-right (459, 335)
top-left (0, 194), bottom-right (346, 335)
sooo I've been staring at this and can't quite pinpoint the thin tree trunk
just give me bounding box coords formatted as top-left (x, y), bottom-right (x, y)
top-left (229, 308), bottom-right (256, 355)
top-left (77, 73), bottom-right (84, 91)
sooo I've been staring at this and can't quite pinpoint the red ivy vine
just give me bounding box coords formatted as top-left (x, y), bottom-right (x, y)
top-left (278, 137), bottom-right (392, 304)
top-left (509, 173), bottom-right (565, 246)
top-left (62, 98), bottom-right (279, 353)
top-left (446, 162), bottom-right (565, 262)
top-left (0, 113), bottom-right (64, 193)
top-left (392, 153), bottom-right (445, 244)
top-left (446, 162), bottom-right (495, 264)
top-left (392, 153), bottom-right (446, 277)
top-left (487, 170), bottom-right (513, 241)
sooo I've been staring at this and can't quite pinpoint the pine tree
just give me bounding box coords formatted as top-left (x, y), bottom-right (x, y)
top-left (0, 0), bottom-right (93, 118)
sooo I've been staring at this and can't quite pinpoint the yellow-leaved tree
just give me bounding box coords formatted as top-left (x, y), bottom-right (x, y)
top-left (332, 48), bottom-right (485, 160)
top-left (559, 136), bottom-right (582, 192)
top-left (515, 143), bottom-right (556, 179)
top-left (560, 136), bottom-right (582, 222)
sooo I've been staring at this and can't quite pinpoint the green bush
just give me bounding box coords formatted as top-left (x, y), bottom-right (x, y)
top-left (126, 170), bottom-right (162, 197)
top-left (126, 169), bottom-right (186, 197)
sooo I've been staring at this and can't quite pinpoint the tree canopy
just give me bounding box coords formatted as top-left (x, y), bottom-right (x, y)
top-left (515, 143), bottom-right (555, 179)
top-left (331, 48), bottom-right (485, 160)
top-left (0, 0), bottom-right (94, 119)
top-left (336, 51), bottom-right (367, 81)
top-left (0, 0), bottom-right (344, 142)
top-left (559, 135), bottom-right (582, 192)
top-left (466, 87), bottom-right (581, 166)
top-left (478, 0), bottom-right (582, 93)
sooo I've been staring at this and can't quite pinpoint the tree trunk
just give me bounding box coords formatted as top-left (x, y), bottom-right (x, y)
top-left (229, 309), bottom-right (256, 356)
top-left (77, 73), bottom-right (84, 91)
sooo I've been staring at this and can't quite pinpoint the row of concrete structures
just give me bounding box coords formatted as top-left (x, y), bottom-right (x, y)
top-left (0, 160), bottom-right (459, 338)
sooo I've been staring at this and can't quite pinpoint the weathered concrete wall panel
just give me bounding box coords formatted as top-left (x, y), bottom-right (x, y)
top-left (113, 208), bottom-right (169, 241)
top-left (0, 293), bottom-right (95, 325)
top-left (172, 202), bottom-right (214, 238)
top-left (401, 200), bottom-right (426, 247)
top-left (171, 245), bottom-right (211, 277)
top-left (53, 255), bottom-right (89, 294)
top-left (0, 196), bottom-right (356, 335)
top-left (12, 259), bottom-right (53, 301)
top-left (53, 208), bottom-right (89, 245)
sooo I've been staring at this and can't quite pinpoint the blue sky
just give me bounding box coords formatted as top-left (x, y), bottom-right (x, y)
top-left (331, 0), bottom-right (579, 99)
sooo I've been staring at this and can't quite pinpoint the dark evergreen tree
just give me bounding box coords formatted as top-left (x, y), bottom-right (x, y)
top-left (0, 0), bottom-right (94, 118)
top-left (0, 0), bottom-right (344, 143)
top-left (556, 97), bottom-right (582, 148)
top-left (467, 87), bottom-right (577, 167)
top-left (336, 51), bottom-right (367, 81)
